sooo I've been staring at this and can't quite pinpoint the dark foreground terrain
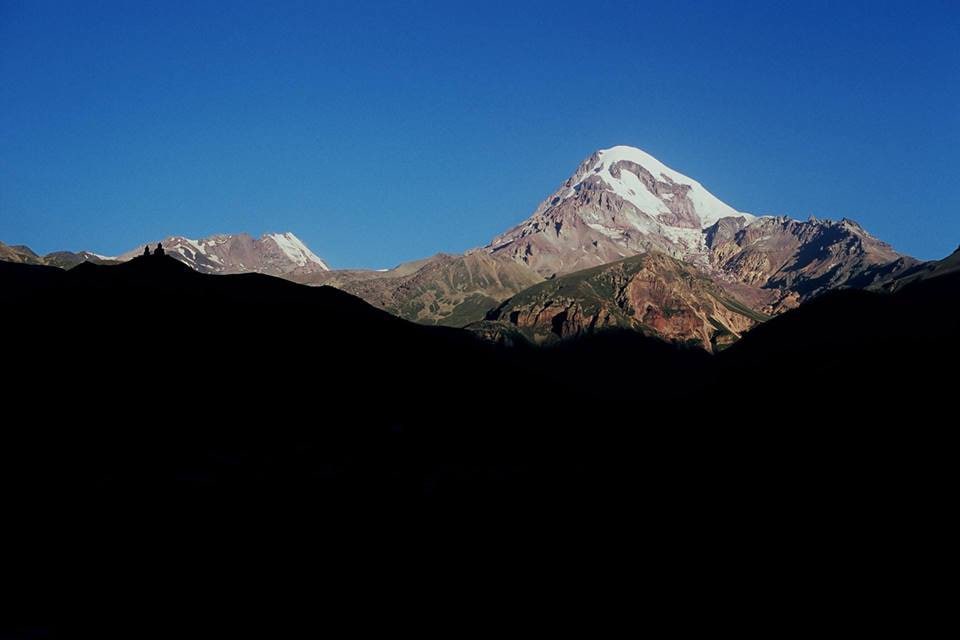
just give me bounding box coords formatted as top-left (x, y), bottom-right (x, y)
top-left (3, 252), bottom-right (957, 500)
top-left (2, 253), bottom-right (957, 632)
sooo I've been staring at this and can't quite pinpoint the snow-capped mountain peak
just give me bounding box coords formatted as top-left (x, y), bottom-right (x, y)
top-left (487, 145), bottom-right (759, 276)
top-left (564, 145), bottom-right (753, 229)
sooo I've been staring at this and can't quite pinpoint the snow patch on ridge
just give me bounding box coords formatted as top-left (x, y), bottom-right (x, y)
top-left (268, 233), bottom-right (330, 270)
top-left (183, 237), bottom-right (206, 255)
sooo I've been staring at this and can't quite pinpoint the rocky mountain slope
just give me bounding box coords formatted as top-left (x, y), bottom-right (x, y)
top-left (480, 252), bottom-right (766, 351)
top-left (704, 215), bottom-right (916, 313)
top-left (0, 242), bottom-right (45, 265)
top-left (292, 251), bottom-right (544, 326)
top-left (119, 232), bottom-right (330, 276)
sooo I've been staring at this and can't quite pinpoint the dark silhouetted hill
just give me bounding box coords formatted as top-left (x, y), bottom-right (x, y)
top-left (3, 249), bottom-right (958, 635)
top-left (1, 252), bottom-right (956, 519)
top-left (2, 255), bottom-right (703, 507)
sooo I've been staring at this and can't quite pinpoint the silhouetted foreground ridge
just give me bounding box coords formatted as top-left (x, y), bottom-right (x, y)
top-left (1, 253), bottom-right (956, 505)
top-left (3, 251), bottom-right (959, 633)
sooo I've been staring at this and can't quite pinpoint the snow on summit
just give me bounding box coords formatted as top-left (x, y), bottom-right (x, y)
top-left (567, 145), bottom-right (754, 228)
top-left (486, 144), bottom-right (764, 277)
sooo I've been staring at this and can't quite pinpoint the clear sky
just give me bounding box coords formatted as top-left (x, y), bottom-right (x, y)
top-left (1, 0), bottom-right (958, 267)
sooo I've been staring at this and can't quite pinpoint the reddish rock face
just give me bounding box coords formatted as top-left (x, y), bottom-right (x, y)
top-left (485, 252), bottom-right (766, 352)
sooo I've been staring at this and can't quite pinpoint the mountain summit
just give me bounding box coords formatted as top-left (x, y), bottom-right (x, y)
top-left (554, 145), bottom-right (751, 228)
top-left (488, 145), bottom-right (756, 276)
top-left (486, 145), bottom-right (912, 313)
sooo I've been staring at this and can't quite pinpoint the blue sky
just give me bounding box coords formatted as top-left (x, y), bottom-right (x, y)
top-left (1, 0), bottom-right (958, 267)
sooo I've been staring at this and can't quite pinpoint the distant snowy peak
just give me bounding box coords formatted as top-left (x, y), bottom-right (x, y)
top-left (565, 145), bottom-right (754, 229)
top-left (120, 232), bottom-right (330, 275)
top-left (267, 232), bottom-right (329, 270)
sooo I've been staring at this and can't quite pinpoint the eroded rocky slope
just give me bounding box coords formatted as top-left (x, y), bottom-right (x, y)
top-left (482, 252), bottom-right (767, 351)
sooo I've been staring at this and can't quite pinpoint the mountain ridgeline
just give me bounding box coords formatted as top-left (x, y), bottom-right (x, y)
top-left (286, 146), bottom-right (918, 337)
top-left (4, 146), bottom-right (925, 352)
top-left (4, 144), bottom-right (953, 507)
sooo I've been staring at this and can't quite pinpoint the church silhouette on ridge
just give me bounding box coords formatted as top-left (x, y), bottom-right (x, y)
top-left (143, 243), bottom-right (165, 257)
